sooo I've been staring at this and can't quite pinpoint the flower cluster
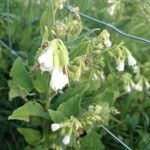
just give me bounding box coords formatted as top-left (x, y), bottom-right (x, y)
top-left (99, 30), bottom-right (112, 48)
top-left (52, 7), bottom-right (82, 39)
top-left (122, 73), bottom-right (150, 93)
top-left (36, 39), bottom-right (69, 91)
top-left (116, 53), bottom-right (137, 72)
top-left (50, 103), bottom-right (110, 146)
top-left (50, 117), bottom-right (82, 145)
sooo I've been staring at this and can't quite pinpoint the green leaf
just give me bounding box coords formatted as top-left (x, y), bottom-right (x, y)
top-left (17, 128), bottom-right (41, 145)
top-left (33, 71), bottom-right (49, 93)
top-left (87, 80), bottom-right (101, 92)
top-left (49, 95), bottom-right (81, 122)
top-left (70, 41), bottom-right (89, 60)
top-left (53, 82), bottom-right (89, 108)
top-left (48, 109), bottom-right (64, 123)
top-left (80, 131), bottom-right (104, 150)
top-left (8, 58), bottom-right (33, 100)
top-left (96, 89), bottom-right (117, 106)
top-left (8, 80), bottom-right (29, 100)
top-left (9, 101), bottom-right (49, 122)
top-left (10, 58), bottom-right (33, 91)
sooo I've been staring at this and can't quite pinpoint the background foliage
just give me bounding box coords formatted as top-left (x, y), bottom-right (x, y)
top-left (0, 0), bottom-right (150, 149)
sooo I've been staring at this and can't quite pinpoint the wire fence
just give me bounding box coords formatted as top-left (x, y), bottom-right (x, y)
top-left (65, 4), bottom-right (150, 45)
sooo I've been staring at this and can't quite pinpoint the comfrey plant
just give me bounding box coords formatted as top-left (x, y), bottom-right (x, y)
top-left (8, 1), bottom-right (150, 149)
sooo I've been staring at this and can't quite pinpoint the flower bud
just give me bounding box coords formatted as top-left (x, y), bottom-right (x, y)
top-left (116, 60), bottom-right (125, 72)
top-left (128, 54), bottom-right (137, 66)
top-left (124, 84), bottom-right (131, 93)
top-left (51, 123), bottom-right (62, 131)
top-left (62, 135), bottom-right (70, 145)
top-left (134, 83), bottom-right (143, 91)
top-left (104, 40), bottom-right (112, 48)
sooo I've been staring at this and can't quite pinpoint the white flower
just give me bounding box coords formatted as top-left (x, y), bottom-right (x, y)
top-left (58, 4), bottom-right (63, 9)
top-left (107, 4), bottom-right (116, 16)
top-left (38, 48), bottom-right (53, 72)
top-left (134, 83), bottom-right (143, 91)
top-left (50, 68), bottom-right (69, 91)
top-left (124, 84), bottom-right (131, 93)
top-left (58, 0), bottom-right (66, 9)
top-left (145, 81), bottom-right (150, 89)
top-left (62, 135), bottom-right (70, 145)
top-left (133, 65), bottom-right (139, 73)
top-left (51, 123), bottom-right (62, 131)
top-left (104, 40), bottom-right (112, 48)
top-left (128, 54), bottom-right (137, 66)
top-left (131, 82), bottom-right (136, 89)
top-left (116, 60), bottom-right (125, 72)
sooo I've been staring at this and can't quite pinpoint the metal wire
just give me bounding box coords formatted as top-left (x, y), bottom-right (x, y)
top-left (65, 4), bottom-right (150, 45)
top-left (101, 125), bottom-right (132, 150)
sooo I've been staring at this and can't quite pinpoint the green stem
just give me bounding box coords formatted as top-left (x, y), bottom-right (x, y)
top-left (45, 90), bottom-right (53, 109)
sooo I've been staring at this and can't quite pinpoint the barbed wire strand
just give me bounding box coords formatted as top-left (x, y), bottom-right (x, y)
top-left (101, 125), bottom-right (132, 150)
top-left (65, 5), bottom-right (150, 45)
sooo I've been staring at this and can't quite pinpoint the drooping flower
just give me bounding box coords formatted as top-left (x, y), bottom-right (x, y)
top-left (51, 123), bottom-right (62, 131)
top-left (62, 135), bottom-right (71, 145)
top-left (107, 3), bottom-right (116, 16)
top-left (38, 48), bottom-right (53, 72)
top-left (50, 68), bottom-right (69, 91)
top-left (128, 54), bottom-right (137, 66)
top-left (116, 60), bottom-right (125, 72)
top-left (124, 84), bottom-right (131, 93)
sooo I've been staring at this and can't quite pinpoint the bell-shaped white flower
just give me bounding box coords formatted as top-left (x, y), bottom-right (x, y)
top-left (104, 39), bottom-right (112, 48)
top-left (62, 135), bottom-right (70, 145)
top-left (107, 4), bottom-right (116, 16)
top-left (124, 84), bottom-right (131, 93)
top-left (134, 83), bottom-right (143, 91)
top-left (38, 48), bottom-right (53, 72)
top-left (51, 123), bottom-right (62, 131)
top-left (50, 68), bottom-right (69, 91)
top-left (116, 60), bottom-right (125, 72)
top-left (128, 54), bottom-right (137, 66)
